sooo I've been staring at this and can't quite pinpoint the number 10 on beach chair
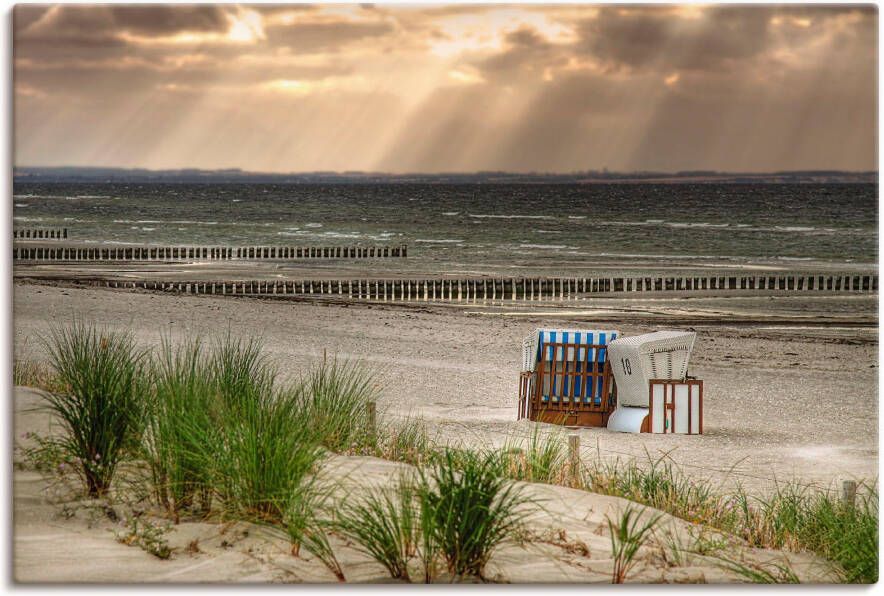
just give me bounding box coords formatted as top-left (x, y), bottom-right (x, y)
top-left (518, 329), bottom-right (620, 427)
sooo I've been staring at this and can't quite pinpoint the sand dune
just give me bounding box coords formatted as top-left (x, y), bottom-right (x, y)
top-left (14, 388), bottom-right (837, 584)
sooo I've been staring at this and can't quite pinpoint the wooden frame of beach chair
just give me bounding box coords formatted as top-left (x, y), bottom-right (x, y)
top-left (518, 341), bottom-right (616, 427)
top-left (646, 379), bottom-right (704, 434)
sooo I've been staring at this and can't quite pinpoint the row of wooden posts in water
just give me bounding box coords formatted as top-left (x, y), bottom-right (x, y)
top-left (13, 244), bottom-right (408, 261)
top-left (13, 228), bottom-right (68, 240)
top-left (88, 273), bottom-right (877, 301)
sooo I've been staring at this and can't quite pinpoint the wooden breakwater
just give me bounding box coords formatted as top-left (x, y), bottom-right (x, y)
top-left (86, 273), bottom-right (877, 301)
top-left (13, 228), bottom-right (68, 240)
top-left (13, 244), bottom-right (408, 262)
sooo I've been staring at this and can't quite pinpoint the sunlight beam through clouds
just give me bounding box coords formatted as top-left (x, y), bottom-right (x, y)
top-left (13, 3), bottom-right (877, 173)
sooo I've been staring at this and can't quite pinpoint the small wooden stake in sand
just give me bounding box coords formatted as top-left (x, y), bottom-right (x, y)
top-left (568, 433), bottom-right (580, 483)
top-left (842, 480), bottom-right (857, 508)
top-left (367, 401), bottom-right (377, 441)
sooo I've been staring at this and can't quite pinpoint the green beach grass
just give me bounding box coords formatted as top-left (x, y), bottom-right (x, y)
top-left (39, 321), bottom-right (148, 497)
top-left (143, 334), bottom-right (217, 518)
top-left (334, 476), bottom-right (421, 581)
top-left (581, 453), bottom-right (879, 583)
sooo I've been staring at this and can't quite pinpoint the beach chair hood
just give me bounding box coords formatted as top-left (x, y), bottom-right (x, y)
top-left (521, 328), bottom-right (621, 372)
top-left (607, 330), bottom-right (696, 408)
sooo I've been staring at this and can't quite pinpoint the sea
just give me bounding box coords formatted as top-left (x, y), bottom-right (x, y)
top-left (12, 183), bottom-right (878, 275)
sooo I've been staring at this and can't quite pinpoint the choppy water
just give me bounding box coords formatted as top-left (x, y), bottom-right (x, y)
top-left (12, 183), bottom-right (878, 272)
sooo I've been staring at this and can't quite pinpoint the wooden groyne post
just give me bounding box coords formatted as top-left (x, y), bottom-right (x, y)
top-left (13, 227), bottom-right (68, 240)
top-left (367, 401), bottom-right (377, 443)
top-left (568, 433), bottom-right (581, 485)
top-left (842, 480), bottom-right (857, 508)
top-left (39, 272), bottom-right (879, 301)
top-left (12, 243), bottom-right (409, 263)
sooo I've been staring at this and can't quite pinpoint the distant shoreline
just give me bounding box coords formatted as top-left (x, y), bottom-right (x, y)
top-left (13, 167), bottom-right (878, 185)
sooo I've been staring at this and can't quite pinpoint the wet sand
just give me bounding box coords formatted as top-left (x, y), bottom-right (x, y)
top-left (13, 282), bottom-right (877, 494)
top-left (13, 245), bottom-right (879, 282)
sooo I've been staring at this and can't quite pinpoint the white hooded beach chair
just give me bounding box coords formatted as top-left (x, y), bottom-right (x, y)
top-left (518, 328), bottom-right (620, 427)
top-left (605, 330), bottom-right (701, 433)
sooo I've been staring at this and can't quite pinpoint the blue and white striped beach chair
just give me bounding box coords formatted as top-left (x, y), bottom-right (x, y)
top-left (518, 328), bottom-right (620, 427)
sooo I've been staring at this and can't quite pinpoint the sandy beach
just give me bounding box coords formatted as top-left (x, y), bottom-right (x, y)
top-left (13, 281), bottom-right (877, 494)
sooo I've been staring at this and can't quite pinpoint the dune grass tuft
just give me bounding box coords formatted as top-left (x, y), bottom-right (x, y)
top-left (40, 321), bottom-right (147, 497)
top-left (296, 358), bottom-right (379, 453)
top-left (141, 333), bottom-right (342, 575)
top-left (377, 417), bottom-right (434, 465)
top-left (418, 449), bottom-right (532, 581)
top-left (607, 505), bottom-right (662, 583)
top-left (335, 452), bottom-right (535, 583)
top-left (335, 477), bottom-right (420, 581)
top-left (142, 335), bottom-right (217, 518)
top-left (140, 337), bottom-right (385, 528)
top-left (501, 424), bottom-right (568, 484)
top-left (203, 337), bottom-right (326, 523)
top-left (584, 453), bottom-right (721, 527)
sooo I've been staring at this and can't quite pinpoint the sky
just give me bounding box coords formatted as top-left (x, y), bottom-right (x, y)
top-left (13, 3), bottom-right (878, 173)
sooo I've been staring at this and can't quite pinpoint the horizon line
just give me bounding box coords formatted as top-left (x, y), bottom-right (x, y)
top-left (14, 166), bottom-right (880, 177)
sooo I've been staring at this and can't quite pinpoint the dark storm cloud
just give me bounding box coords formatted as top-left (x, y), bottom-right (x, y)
top-left (476, 26), bottom-right (565, 82)
top-left (15, 5), bottom-right (124, 52)
top-left (107, 5), bottom-right (230, 35)
top-left (16, 4), bottom-right (230, 38)
top-left (13, 5), bottom-right (51, 31)
top-left (13, 4), bottom-right (353, 103)
top-left (578, 6), bottom-right (771, 72)
top-left (14, 4), bottom-right (234, 61)
top-left (583, 6), bottom-right (818, 73)
top-left (469, 5), bottom-right (871, 87)
top-left (252, 4), bottom-right (318, 15)
top-left (576, 5), bottom-right (876, 73)
top-left (265, 19), bottom-right (394, 52)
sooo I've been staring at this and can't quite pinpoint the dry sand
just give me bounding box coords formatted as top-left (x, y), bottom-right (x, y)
top-left (13, 282), bottom-right (877, 494)
top-left (14, 387), bottom-right (836, 584)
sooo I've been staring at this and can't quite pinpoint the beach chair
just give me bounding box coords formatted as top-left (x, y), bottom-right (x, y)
top-left (518, 328), bottom-right (620, 427)
top-left (606, 330), bottom-right (702, 433)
